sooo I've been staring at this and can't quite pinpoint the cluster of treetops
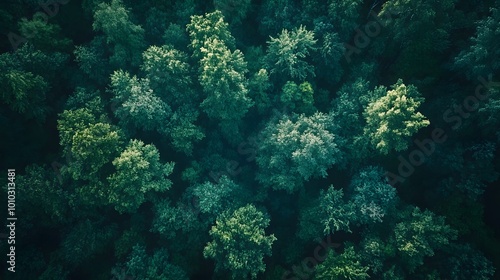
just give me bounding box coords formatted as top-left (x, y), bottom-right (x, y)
top-left (0, 0), bottom-right (499, 279)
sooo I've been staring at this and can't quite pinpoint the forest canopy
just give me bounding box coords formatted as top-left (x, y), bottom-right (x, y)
top-left (1, 0), bottom-right (499, 279)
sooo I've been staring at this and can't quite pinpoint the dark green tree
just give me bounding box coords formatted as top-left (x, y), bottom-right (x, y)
top-left (349, 166), bottom-right (398, 225)
top-left (214, 0), bottom-right (252, 24)
top-left (394, 207), bottom-right (457, 272)
top-left (280, 80), bottom-right (315, 114)
top-left (257, 113), bottom-right (343, 192)
top-left (265, 25), bottom-right (317, 82)
top-left (453, 8), bottom-right (500, 79)
top-left (59, 219), bottom-right (117, 267)
top-left (93, 0), bottom-right (146, 68)
top-left (326, 0), bottom-right (362, 41)
top-left (16, 164), bottom-right (71, 227)
top-left (443, 244), bottom-right (496, 280)
top-left (193, 175), bottom-right (250, 221)
top-left (17, 17), bottom-right (72, 52)
top-left (123, 245), bottom-right (188, 280)
top-left (110, 70), bottom-right (171, 134)
top-left (298, 186), bottom-right (355, 241)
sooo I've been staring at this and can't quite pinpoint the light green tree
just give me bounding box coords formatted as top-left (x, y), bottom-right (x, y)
top-left (141, 45), bottom-right (204, 154)
top-left (314, 245), bottom-right (370, 280)
top-left (58, 108), bottom-right (124, 182)
top-left (107, 139), bottom-right (175, 213)
top-left (186, 10), bottom-right (235, 59)
top-left (363, 79), bottom-right (429, 154)
top-left (68, 122), bottom-right (124, 180)
top-left (198, 37), bottom-right (252, 121)
top-left (204, 204), bottom-right (276, 279)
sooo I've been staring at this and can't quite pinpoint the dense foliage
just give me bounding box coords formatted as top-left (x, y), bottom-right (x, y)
top-left (1, 0), bottom-right (499, 279)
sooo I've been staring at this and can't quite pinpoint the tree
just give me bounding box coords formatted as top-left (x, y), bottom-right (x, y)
top-left (326, 0), bottom-right (363, 41)
top-left (59, 219), bottom-right (117, 267)
top-left (198, 37), bottom-right (252, 121)
top-left (280, 80), bottom-right (316, 114)
top-left (186, 10), bottom-right (235, 59)
top-left (123, 245), bottom-right (188, 280)
top-left (151, 198), bottom-right (206, 240)
top-left (0, 69), bottom-right (49, 120)
top-left (204, 204), bottom-right (276, 279)
top-left (0, 42), bottom-right (69, 121)
top-left (454, 8), bottom-right (500, 79)
top-left (359, 234), bottom-right (397, 275)
top-left (17, 17), bottom-right (72, 52)
top-left (349, 166), bottom-right (398, 225)
top-left (265, 25), bottom-right (317, 82)
top-left (141, 45), bottom-right (205, 154)
top-left (312, 17), bottom-right (345, 85)
top-left (57, 106), bottom-right (125, 185)
top-left (74, 36), bottom-right (113, 86)
top-left (363, 79), bottom-right (429, 154)
top-left (141, 45), bottom-right (196, 107)
top-left (16, 164), bottom-right (71, 227)
top-left (379, 0), bottom-right (456, 78)
top-left (438, 142), bottom-right (499, 200)
top-left (165, 106), bottom-right (205, 155)
top-left (66, 121), bottom-right (124, 182)
top-left (248, 68), bottom-right (273, 115)
top-left (214, 0), bottom-right (251, 24)
top-left (110, 70), bottom-right (171, 134)
top-left (443, 243), bottom-right (495, 280)
top-left (258, 0), bottom-right (299, 36)
top-left (107, 139), bottom-right (175, 213)
top-left (298, 186), bottom-right (355, 242)
top-left (256, 113), bottom-right (343, 192)
top-left (193, 176), bottom-right (250, 220)
top-left (314, 245), bottom-right (370, 280)
top-left (394, 207), bottom-right (457, 272)
top-left (330, 78), bottom-right (382, 167)
top-left (92, 0), bottom-right (145, 68)
top-left (162, 23), bottom-right (190, 50)
top-left (144, 8), bottom-right (169, 45)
